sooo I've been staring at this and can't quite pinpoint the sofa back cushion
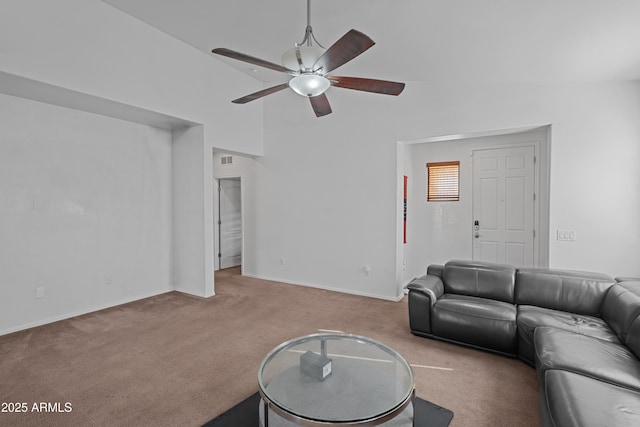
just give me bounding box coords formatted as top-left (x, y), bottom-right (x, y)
top-left (426, 264), bottom-right (444, 278)
top-left (442, 260), bottom-right (516, 304)
top-left (515, 268), bottom-right (614, 316)
top-left (625, 314), bottom-right (640, 360)
top-left (601, 283), bottom-right (640, 342)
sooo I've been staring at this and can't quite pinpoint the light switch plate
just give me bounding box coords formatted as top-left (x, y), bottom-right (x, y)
top-left (557, 230), bottom-right (576, 241)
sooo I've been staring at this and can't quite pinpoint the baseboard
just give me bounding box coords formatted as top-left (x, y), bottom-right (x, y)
top-left (241, 273), bottom-right (405, 302)
top-left (0, 288), bottom-right (172, 336)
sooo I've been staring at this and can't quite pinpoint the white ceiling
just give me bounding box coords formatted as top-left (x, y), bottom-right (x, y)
top-left (101, 0), bottom-right (640, 84)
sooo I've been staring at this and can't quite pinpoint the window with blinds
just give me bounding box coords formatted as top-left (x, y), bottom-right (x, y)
top-left (427, 161), bottom-right (460, 201)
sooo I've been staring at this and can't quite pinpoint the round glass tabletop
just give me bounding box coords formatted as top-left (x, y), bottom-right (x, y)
top-left (258, 333), bottom-right (414, 426)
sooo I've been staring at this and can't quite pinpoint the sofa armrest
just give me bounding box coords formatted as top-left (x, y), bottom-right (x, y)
top-left (408, 274), bottom-right (445, 305)
top-left (407, 274), bottom-right (444, 336)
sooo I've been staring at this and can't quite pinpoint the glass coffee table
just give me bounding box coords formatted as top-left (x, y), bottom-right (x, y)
top-left (258, 333), bottom-right (415, 426)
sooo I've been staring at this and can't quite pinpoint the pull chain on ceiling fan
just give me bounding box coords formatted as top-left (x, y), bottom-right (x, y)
top-left (212, 0), bottom-right (405, 117)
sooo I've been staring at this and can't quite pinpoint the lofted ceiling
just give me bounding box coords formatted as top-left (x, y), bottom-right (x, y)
top-left (101, 0), bottom-right (640, 85)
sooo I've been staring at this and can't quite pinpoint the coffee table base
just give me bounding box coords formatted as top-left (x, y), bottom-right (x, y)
top-left (259, 398), bottom-right (414, 427)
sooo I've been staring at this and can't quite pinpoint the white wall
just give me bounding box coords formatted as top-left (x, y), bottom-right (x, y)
top-left (0, 0), bottom-right (263, 155)
top-left (0, 94), bottom-right (173, 334)
top-left (173, 125), bottom-right (214, 297)
top-left (249, 90), bottom-right (408, 300)
top-left (0, 0), bottom-right (264, 333)
top-left (249, 81), bottom-right (640, 300)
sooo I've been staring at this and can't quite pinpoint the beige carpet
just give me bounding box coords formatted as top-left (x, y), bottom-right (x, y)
top-left (0, 267), bottom-right (539, 426)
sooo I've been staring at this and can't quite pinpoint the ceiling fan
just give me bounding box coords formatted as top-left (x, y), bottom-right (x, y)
top-left (212, 0), bottom-right (405, 118)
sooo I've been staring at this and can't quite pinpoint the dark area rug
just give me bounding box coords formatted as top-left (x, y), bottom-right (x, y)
top-left (202, 392), bottom-right (453, 426)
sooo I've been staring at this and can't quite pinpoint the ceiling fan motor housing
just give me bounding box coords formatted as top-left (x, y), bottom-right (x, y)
top-left (281, 45), bottom-right (325, 72)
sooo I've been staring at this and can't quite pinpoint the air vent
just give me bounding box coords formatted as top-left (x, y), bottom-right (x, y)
top-left (221, 156), bottom-right (233, 165)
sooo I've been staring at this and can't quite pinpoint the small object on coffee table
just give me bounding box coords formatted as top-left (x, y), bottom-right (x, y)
top-left (300, 350), bottom-right (332, 381)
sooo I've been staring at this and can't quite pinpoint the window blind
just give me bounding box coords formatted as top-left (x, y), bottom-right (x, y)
top-left (427, 161), bottom-right (460, 201)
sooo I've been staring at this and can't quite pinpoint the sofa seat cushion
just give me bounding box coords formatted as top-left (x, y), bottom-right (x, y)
top-left (432, 294), bottom-right (517, 355)
top-left (534, 326), bottom-right (640, 392)
top-left (517, 305), bottom-right (618, 364)
top-left (541, 369), bottom-right (640, 427)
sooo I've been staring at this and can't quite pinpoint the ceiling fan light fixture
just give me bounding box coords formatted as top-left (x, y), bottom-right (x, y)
top-left (288, 74), bottom-right (330, 97)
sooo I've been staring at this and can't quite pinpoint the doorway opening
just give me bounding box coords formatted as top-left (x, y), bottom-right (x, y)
top-left (398, 125), bottom-right (550, 288)
top-left (214, 177), bottom-right (242, 271)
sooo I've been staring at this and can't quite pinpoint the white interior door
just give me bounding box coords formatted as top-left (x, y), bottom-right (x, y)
top-left (472, 146), bottom-right (535, 267)
top-left (219, 178), bottom-right (242, 269)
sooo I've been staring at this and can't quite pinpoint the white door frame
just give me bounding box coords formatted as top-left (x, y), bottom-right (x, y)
top-left (213, 176), bottom-right (244, 271)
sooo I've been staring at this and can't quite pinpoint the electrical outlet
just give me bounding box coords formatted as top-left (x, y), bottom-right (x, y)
top-left (364, 264), bottom-right (371, 276)
top-left (35, 287), bottom-right (45, 298)
top-left (105, 275), bottom-right (112, 286)
top-left (280, 257), bottom-right (285, 266)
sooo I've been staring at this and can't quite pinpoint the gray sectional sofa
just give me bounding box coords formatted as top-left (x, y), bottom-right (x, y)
top-left (407, 259), bottom-right (640, 427)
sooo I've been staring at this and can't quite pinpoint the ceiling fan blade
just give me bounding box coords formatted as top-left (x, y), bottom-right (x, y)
top-left (212, 48), bottom-right (293, 73)
top-left (312, 29), bottom-right (375, 74)
top-left (330, 76), bottom-right (405, 96)
top-left (309, 93), bottom-right (332, 117)
top-left (231, 83), bottom-right (290, 104)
